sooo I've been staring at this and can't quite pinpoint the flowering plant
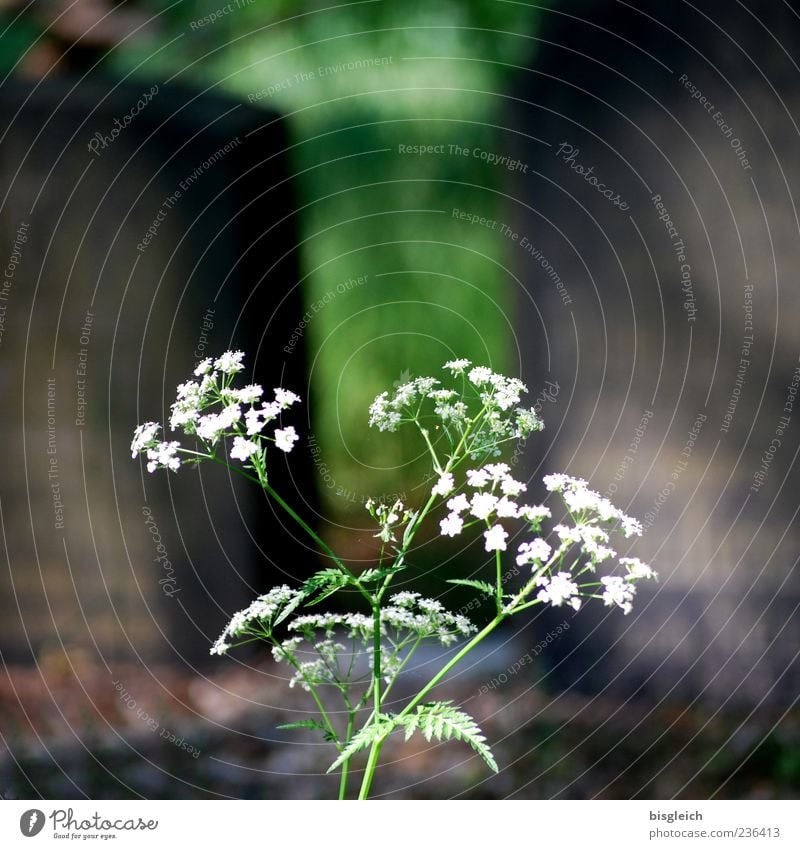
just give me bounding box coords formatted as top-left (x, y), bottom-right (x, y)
top-left (132, 352), bottom-right (656, 798)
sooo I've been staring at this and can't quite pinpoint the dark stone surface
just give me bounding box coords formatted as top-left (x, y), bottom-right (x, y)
top-left (0, 75), bottom-right (314, 665)
top-left (508, 1), bottom-right (800, 706)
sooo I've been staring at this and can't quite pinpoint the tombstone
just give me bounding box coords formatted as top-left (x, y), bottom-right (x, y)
top-left (508, 0), bottom-right (800, 706)
top-left (0, 76), bottom-right (314, 665)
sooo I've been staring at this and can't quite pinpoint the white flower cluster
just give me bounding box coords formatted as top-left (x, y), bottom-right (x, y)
top-left (543, 474), bottom-right (643, 538)
top-left (368, 361), bottom-right (543, 456)
top-left (383, 591), bottom-right (476, 646)
top-left (285, 593), bottom-right (475, 648)
top-left (436, 464), bottom-right (656, 616)
top-left (272, 638), bottom-right (350, 692)
top-left (210, 585), bottom-right (303, 655)
top-left (131, 351), bottom-right (301, 473)
top-left (436, 462), bottom-right (546, 553)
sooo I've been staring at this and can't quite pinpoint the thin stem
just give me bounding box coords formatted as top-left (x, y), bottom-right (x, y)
top-left (338, 712), bottom-right (355, 800)
top-left (358, 737), bottom-right (385, 800)
top-left (372, 603), bottom-right (382, 717)
top-left (495, 548), bottom-right (503, 615)
top-left (356, 615), bottom-right (505, 800)
top-left (272, 642), bottom-right (341, 750)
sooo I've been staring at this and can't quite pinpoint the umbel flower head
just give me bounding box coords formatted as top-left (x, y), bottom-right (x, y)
top-left (131, 351), bottom-right (301, 474)
top-left (368, 359), bottom-right (543, 461)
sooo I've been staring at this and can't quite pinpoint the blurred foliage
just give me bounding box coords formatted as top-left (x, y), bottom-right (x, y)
top-left (0, 0), bottom-right (547, 520)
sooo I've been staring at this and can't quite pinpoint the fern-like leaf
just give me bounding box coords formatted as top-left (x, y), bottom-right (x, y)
top-left (327, 718), bottom-right (394, 773)
top-left (277, 719), bottom-right (337, 742)
top-left (446, 579), bottom-right (495, 596)
top-left (397, 702), bottom-right (498, 772)
top-left (300, 567), bottom-right (351, 606)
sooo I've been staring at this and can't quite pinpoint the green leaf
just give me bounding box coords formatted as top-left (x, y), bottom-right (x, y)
top-left (327, 718), bottom-right (394, 773)
top-left (446, 579), bottom-right (495, 596)
top-left (358, 564), bottom-right (407, 585)
top-left (273, 591), bottom-right (306, 627)
top-left (277, 719), bottom-right (329, 733)
top-left (396, 702), bottom-right (498, 773)
top-left (300, 568), bottom-right (351, 606)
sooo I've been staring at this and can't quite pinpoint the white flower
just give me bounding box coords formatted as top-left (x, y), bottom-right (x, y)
top-left (495, 497), bottom-right (519, 518)
top-left (245, 408), bottom-right (265, 435)
top-left (483, 462), bottom-right (510, 480)
top-left (518, 504), bottom-right (551, 524)
top-left (236, 384), bottom-right (263, 403)
top-left (446, 494), bottom-right (470, 514)
top-left (620, 557), bottom-right (657, 581)
top-left (145, 441), bottom-right (181, 473)
top-left (468, 366), bottom-right (494, 385)
top-left (440, 513), bottom-right (464, 537)
top-left (470, 492), bottom-right (498, 520)
top-left (194, 358), bottom-right (214, 376)
top-left (230, 436), bottom-right (259, 462)
top-left (620, 515), bottom-right (644, 538)
top-left (196, 413), bottom-right (225, 443)
top-left (600, 575), bottom-right (636, 614)
top-left (170, 405), bottom-right (198, 430)
top-left (176, 380), bottom-right (201, 400)
top-left (516, 538), bottom-right (552, 566)
top-left (501, 476), bottom-right (527, 497)
top-left (466, 468), bottom-right (490, 488)
top-left (543, 473), bottom-right (584, 492)
top-left (484, 524), bottom-right (508, 552)
top-left (554, 524), bottom-right (582, 544)
top-left (443, 358), bottom-right (471, 374)
top-left (275, 425), bottom-right (299, 452)
top-left (214, 350), bottom-right (245, 374)
top-left (535, 572), bottom-right (580, 608)
top-left (131, 422), bottom-right (159, 457)
top-left (274, 388), bottom-right (301, 409)
top-left (432, 472), bottom-right (455, 497)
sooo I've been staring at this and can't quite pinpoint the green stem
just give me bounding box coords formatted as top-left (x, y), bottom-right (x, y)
top-left (356, 615), bottom-right (505, 800)
top-left (372, 603), bottom-right (382, 717)
top-left (495, 548), bottom-right (503, 615)
top-left (338, 712), bottom-right (355, 800)
top-left (358, 737), bottom-right (386, 800)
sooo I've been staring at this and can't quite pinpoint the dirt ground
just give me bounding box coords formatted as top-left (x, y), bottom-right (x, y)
top-left (2, 649), bottom-right (798, 800)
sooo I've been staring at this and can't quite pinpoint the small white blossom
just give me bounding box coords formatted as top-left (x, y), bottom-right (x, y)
top-left (467, 468), bottom-right (490, 488)
top-left (620, 515), bottom-right (644, 538)
top-left (236, 384), bottom-right (263, 403)
top-left (214, 350), bottom-right (245, 374)
top-left (446, 494), bottom-right (470, 514)
top-left (535, 572), bottom-right (580, 609)
top-left (495, 497), bottom-right (519, 518)
top-left (145, 440), bottom-right (181, 473)
top-left (516, 538), bottom-right (552, 566)
top-left (501, 477), bottom-right (527, 497)
top-left (230, 436), bottom-right (259, 462)
top-left (194, 358), bottom-right (214, 376)
top-left (443, 358), bottom-right (471, 374)
top-left (483, 524), bottom-right (508, 552)
top-left (131, 422), bottom-right (159, 457)
top-left (275, 426), bottom-right (299, 453)
top-left (518, 504), bottom-right (551, 524)
top-left (600, 575), bottom-right (636, 614)
top-left (440, 513), bottom-right (464, 537)
top-left (274, 388), bottom-right (301, 409)
top-left (470, 492), bottom-right (499, 520)
top-left (468, 366), bottom-right (494, 386)
top-left (620, 557), bottom-right (657, 581)
top-left (432, 472), bottom-right (455, 497)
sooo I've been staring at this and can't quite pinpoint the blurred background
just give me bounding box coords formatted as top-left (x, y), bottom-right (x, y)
top-left (1, 0), bottom-right (799, 799)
